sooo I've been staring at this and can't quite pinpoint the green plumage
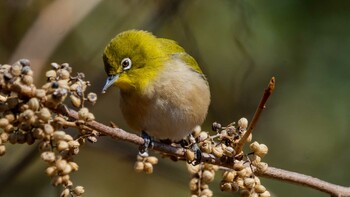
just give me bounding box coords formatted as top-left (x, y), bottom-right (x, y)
top-left (102, 30), bottom-right (210, 140)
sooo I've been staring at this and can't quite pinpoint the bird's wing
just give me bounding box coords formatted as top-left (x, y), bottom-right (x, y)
top-left (158, 38), bottom-right (207, 80)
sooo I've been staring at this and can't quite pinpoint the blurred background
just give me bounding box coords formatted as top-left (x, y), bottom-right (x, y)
top-left (1, 0), bottom-right (350, 196)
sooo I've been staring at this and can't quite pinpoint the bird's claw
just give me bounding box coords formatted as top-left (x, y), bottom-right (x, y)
top-left (139, 131), bottom-right (153, 156)
top-left (191, 143), bottom-right (202, 165)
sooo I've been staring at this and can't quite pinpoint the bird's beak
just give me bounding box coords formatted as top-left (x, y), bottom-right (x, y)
top-left (102, 75), bottom-right (119, 94)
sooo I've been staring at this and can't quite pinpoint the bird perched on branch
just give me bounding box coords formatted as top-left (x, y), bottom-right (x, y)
top-left (102, 30), bottom-right (210, 155)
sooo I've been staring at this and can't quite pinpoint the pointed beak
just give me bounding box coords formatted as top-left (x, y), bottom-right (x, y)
top-left (102, 75), bottom-right (119, 94)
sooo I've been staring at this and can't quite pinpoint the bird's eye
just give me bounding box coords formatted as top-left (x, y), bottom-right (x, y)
top-left (121, 58), bottom-right (132, 70)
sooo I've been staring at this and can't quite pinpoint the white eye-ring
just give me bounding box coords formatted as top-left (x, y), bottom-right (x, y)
top-left (121, 57), bottom-right (132, 70)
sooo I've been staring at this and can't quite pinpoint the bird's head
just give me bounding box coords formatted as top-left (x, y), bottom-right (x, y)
top-left (102, 30), bottom-right (166, 94)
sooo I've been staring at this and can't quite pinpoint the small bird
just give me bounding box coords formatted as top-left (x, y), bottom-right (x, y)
top-left (102, 30), bottom-right (210, 145)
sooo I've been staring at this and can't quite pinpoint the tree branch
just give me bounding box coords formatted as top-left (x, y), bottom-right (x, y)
top-left (55, 104), bottom-right (350, 196)
top-left (5, 72), bottom-right (349, 196)
top-left (235, 77), bottom-right (275, 154)
top-left (257, 167), bottom-right (350, 196)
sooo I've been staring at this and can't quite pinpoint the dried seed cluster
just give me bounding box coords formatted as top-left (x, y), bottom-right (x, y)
top-left (187, 163), bottom-right (217, 197)
top-left (134, 154), bottom-right (159, 174)
top-left (0, 60), bottom-right (98, 196)
top-left (187, 119), bottom-right (270, 197)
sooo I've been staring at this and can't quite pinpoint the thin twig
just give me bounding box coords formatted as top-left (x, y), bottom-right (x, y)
top-left (235, 77), bottom-right (275, 154)
top-left (257, 167), bottom-right (350, 196)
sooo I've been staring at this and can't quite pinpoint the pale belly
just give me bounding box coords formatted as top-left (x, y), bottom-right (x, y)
top-left (119, 59), bottom-right (210, 140)
top-left (120, 94), bottom-right (202, 140)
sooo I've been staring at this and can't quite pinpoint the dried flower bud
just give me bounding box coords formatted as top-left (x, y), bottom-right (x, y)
top-left (0, 118), bottom-right (9, 128)
top-left (212, 122), bottom-right (222, 131)
top-left (256, 144), bottom-right (268, 158)
top-left (51, 62), bottom-right (60, 69)
top-left (62, 163), bottom-right (72, 175)
top-left (87, 92), bottom-right (97, 103)
top-left (53, 131), bottom-right (67, 141)
top-left (60, 188), bottom-right (70, 197)
top-left (238, 117), bottom-right (248, 129)
top-left (235, 177), bottom-right (244, 188)
top-left (57, 69), bottom-right (70, 80)
top-left (0, 94), bottom-right (7, 102)
top-left (143, 162), bottom-right (153, 174)
top-left (237, 168), bottom-right (247, 178)
top-left (38, 108), bottom-right (51, 122)
top-left (46, 166), bottom-right (57, 177)
top-left (5, 124), bottom-right (14, 133)
top-left (18, 59), bottom-right (30, 67)
top-left (63, 134), bottom-right (73, 142)
top-left (46, 70), bottom-right (57, 79)
top-left (240, 190), bottom-right (251, 197)
top-left (22, 75), bottom-right (33, 85)
top-left (34, 89), bottom-right (46, 99)
top-left (17, 133), bottom-right (26, 144)
top-left (233, 161), bottom-right (244, 171)
top-left (255, 162), bottom-right (268, 173)
top-left (189, 178), bottom-right (199, 191)
top-left (56, 159), bottom-right (68, 172)
top-left (70, 95), bottom-right (81, 107)
top-left (202, 170), bottom-right (214, 184)
top-left (22, 67), bottom-right (33, 76)
top-left (68, 140), bottom-right (80, 148)
top-left (254, 176), bottom-right (261, 185)
top-left (198, 132), bottom-right (208, 142)
top-left (26, 132), bottom-right (35, 145)
top-left (41, 151), bottom-right (56, 162)
top-left (87, 136), bottom-right (97, 143)
top-left (200, 141), bottom-right (212, 153)
top-left (86, 112), bottom-right (95, 121)
top-left (220, 181), bottom-right (232, 192)
top-left (43, 124), bottom-right (54, 135)
top-left (254, 184), bottom-right (266, 193)
top-left (223, 146), bottom-right (235, 157)
top-left (145, 156), bottom-right (158, 165)
top-left (201, 188), bottom-right (213, 197)
top-left (27, 98), bottom-right (40, 111)
top-left (61, 174), bottom-right (70, 186)
top-left (251, 155), bottom-right (261, 166)
top-left (72, 186), bottom-right (84, 196)
top-left (51, 176), bottom-right (63, 186)
top-left (57, 80), bottom-right (69, 90)
top-left (222, 171), bottom-right (236, 182)
top-left (78, 107), bottom-right (89, 120)
top-left (4, 112), bottom-right (15, 123)
top-left (0, 133), bottom-right (9, 143)
top-left (259, 190), bottom-right (271, 197)
top-left (134, 161), bottom-right (144, 173)
top-left (212, 145), bottom-right (223, 158)
top-left (19, 109), bottom-right (34, 122)
top-left (38, 141), bottom-right (51, 152)
top-left (192, 125), bottom-right (201, 138)
top-left (11, 63), bottom-right (22, 76)
top-left (244, 177), bottom-right (255, 189)
top-left (57, 140), bottom-right (69, 151)
top-left (69, 161), bottom-right (79, 171)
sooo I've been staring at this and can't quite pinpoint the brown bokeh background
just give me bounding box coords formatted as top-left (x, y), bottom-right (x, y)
top-left (1, 0), bottom-right (350, 196)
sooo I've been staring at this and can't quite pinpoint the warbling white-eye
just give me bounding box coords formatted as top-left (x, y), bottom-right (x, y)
top-left (102, 30), bottom-right (210, 151)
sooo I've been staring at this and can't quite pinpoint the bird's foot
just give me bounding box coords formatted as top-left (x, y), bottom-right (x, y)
top-left (139, 131), bottom-right (153, 157)
top-left (186, 134), bottom-right (202, 165)
top-left (191, 143), bottom-right (202, 165)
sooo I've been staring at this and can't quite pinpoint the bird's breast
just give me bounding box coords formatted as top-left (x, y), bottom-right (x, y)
top-left (120, 59), bottom-right (210, 140)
